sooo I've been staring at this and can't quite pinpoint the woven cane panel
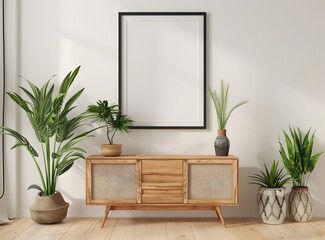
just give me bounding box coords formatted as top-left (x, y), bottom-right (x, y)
top-left (188, 164), bottom-right (233, 199)
top-left (92, 164), bottom-right (136, 200)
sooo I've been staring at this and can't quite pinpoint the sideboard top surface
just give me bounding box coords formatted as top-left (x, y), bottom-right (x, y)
top-left (86, 155), bottom-right (239, 160)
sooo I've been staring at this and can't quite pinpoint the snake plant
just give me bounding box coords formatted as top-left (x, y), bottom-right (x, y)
top-left (279, 127), bottom-right (323, 187)
top-left (209, 80), bottom-right (248, 130)
top-left (0, 66), bottom-right (95, 196)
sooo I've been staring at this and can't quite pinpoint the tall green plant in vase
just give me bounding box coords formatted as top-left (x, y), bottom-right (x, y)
top-left (209, 80), bottom-right (248, 156)
top-left (279, 127), bottom-right (323, 222)
top-left (0, 66), bottom-right (95, 223)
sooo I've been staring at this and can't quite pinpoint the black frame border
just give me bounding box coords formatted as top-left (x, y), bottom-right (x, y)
top-left (118, 12), bottom-right (207, 129)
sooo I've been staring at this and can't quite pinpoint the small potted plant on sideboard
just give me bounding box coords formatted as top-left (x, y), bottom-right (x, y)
top-left (279, 127), bottom-right (323, 222)
top-left (250, 160), bottom-right (291, 224)
top-left (87, 100), bottom-right (134, 156)
top-left (208, 80), bottom-right (248, 156)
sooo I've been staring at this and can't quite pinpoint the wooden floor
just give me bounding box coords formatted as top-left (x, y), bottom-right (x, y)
top-left (1, 218), bottom-right (325, 240)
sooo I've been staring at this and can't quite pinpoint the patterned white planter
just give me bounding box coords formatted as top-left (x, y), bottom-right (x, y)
top-left (257, 187), bottom-right (287, 224)
top-left (289, 187), bottom-right (312, 222)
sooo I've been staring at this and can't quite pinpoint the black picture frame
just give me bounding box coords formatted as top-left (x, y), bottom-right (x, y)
top-left (118, 12), bottom-right (206, 129)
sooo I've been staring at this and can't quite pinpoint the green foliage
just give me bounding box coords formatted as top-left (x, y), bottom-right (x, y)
top-left (0, 66), bottom-right (95, 196)
top-left (250, 160), bottom-right (291, 188)
top-left (279, 127), bottom-right (323, 187)
top-left (87, 100), bottom-right (134, 144)
top-left (208, 80), bottom-right (248, 130)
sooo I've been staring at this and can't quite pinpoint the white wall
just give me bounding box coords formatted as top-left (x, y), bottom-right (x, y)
top-left (9, 0), bottom-right (325, 218)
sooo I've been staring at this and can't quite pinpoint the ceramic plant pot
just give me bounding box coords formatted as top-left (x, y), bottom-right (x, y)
top-left (257, 187), bottom-right (287, 224)
top-left (30, 191), bottom-right (69, 224)
top-left (289, 186), bottom-right (312, 222)
top-left (101, 144), bottom-right (122, 156)
top-left (214, 129), bottom-right (230, 156)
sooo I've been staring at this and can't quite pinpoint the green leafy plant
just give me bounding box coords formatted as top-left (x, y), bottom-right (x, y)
top-left (0, 66), bottom-right (95, 196)
top-left (87, 100), bottom-right (134, 144)
top-left (279, 127), bottom-right (323, 187)
top-left (208, 80), bottom-right (248, 130)
top-left (250, 160), bottom-right (291, 188)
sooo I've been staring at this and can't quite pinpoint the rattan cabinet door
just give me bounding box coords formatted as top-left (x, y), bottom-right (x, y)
top-left (87, 159), bottom-right (137, 204)
top-left (187, 158), bottom-right (238, 205)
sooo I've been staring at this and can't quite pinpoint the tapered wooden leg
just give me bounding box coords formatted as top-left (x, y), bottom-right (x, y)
top-left (215, 206), bottom-right (226, 228)
top-left (101, 205), bottom-right (111, 228)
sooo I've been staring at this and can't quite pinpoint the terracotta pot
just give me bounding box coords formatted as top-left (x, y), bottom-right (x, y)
top-left (214, 129), bottom-right (230, 156)
top-left (29, 191), bottom-right (69, 224)
top-left (101, 144), bottom-right (122, 156)
top-left (289, 186), bottom-right (312, 222)
top-left (257, 187), bottom-right (287, 224)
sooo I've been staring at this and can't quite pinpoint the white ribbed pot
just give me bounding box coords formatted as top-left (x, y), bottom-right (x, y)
top-left (257, 187), bottom-right (287, 224)
top-left (289, 186), bottom-right (312, 222)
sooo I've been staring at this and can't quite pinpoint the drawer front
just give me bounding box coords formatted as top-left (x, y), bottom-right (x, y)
top-left (142, 189), bottom-right (183, 204)
top-left (142, 174), bottom-right (183, 189)
top-left (142, 160), bottom-right (183, 175)
top-left (142, 174), bottom-right (183, 184)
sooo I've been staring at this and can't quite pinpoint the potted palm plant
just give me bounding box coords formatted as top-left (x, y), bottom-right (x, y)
top-left (250, 160), bottom-right (291, 224)
top-left (87, 100), bottom-right (134, 156)
top-left (0, 66), bottom-right (95, 224)
top-left (208, 80), bottom-right (248, 156)
top-left (279, 127), bottom-right (323, 222)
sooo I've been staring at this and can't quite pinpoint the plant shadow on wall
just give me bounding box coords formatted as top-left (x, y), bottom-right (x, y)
top-left (222, 167), bottom-right (261, 219)
top-left (0, 66), bottom-right (97, 224)
top-left (307, 137), bottom-right (325, 208)
top-left (119, 129), bottom-right (211, 155)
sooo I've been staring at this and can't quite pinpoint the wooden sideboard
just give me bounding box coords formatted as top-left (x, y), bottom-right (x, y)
top-left (86, 155), bottom-right (239, 227)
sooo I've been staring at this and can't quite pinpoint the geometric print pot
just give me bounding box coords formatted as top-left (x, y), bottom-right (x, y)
top-left (257, 187), bottom-right (287, 224)
top-left (289, 187), bottom-right (312, 222)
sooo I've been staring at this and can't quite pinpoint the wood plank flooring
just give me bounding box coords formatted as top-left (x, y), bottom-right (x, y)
top-left (0, 218), bottom-right (325, 240)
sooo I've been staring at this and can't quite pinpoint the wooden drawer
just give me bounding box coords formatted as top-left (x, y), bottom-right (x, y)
top-left (142, 174), bottom-right (183, 189)
top-left (142, 189), bottom-right (183, 204)
top-left (142, 160), bottom-right (183, 175)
